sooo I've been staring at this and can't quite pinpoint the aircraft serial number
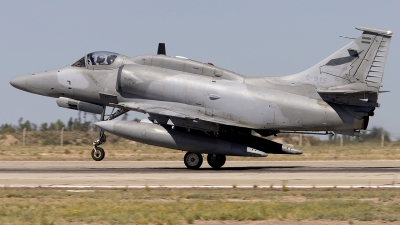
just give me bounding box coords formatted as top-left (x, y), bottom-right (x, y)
top-left (306, 75), bottom-right (327, 84)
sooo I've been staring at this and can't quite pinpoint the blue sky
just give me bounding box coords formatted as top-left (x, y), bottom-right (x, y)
top-left (1, 0), bottom-right (400, 138)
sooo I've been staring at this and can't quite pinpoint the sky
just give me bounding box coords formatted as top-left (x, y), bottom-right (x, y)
top-left (1, 0), bottom-right (400, 138)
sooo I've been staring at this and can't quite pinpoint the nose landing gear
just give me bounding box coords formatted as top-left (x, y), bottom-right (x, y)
top-left (91, 147), bottom-right (105, 161)
top-left (92, 128), bottom-right (106, 161)
top-left (91, 106), bottom-right (129, 161)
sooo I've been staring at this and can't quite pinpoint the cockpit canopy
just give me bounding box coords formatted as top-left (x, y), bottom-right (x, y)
top-left (71, 51), bottom-right (126, 70)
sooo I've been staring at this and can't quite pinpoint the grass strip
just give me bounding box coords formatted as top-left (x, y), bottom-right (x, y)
top-left (0, 188), bottom-right (399, 224)
top-left (2, 130), bottom-right (400, 161)
top-left (1, 141), bottom-right (400, 161)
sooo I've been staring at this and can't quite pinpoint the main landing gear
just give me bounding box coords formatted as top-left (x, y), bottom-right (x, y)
top-left (91, 106), bottom-right (129, 161)
top-left (207, 154), bottom-right (226, 169)
top-left (183, 152), bottom-right (226, 169)
top-left (184, 152), bottom-right (203, 169)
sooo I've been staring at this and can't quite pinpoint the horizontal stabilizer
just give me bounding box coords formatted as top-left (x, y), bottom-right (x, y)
top-left (318, 90), bottom-right (372, 94)
top-left (317, 83), bottom-right (376, 94)
top-left (356, 26), bottom-right (393, 36)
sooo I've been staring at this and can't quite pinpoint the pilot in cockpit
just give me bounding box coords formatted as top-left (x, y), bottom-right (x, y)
top-left (73, 52), bottom-right (120, 67)
top-left (107, 55), bottom-right (117, 65)
top-left (96, 55), bottom-right (106, 65)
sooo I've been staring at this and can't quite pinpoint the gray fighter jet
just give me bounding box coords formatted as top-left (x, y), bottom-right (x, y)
top-left (10, 26), bottom-right (392, 169)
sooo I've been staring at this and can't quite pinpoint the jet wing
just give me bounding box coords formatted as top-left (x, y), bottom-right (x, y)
top-left (115, 100), bottom-right (250, 132)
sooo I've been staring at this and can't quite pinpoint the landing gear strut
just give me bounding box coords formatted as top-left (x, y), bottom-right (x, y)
top-left (91, 106), bottom-right (129, 161)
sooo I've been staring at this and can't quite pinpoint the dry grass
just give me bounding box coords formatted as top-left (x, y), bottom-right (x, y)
top-left (0, 142), bottom-right (399, 161)
top-left (0, 188), bottom-right (400, 224)
top-left (1, 131), bottom-right (400, 161)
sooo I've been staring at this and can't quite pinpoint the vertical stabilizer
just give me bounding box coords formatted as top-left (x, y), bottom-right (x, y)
top-left (355, 27), bottom-right (392, 88)
top-left (295, 27), bottom-right (392, 92)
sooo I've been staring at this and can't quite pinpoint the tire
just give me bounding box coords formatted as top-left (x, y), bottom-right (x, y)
top-left (184, 152), bottom-right (203, 169)
top-left (91, 147), bottom-right (105, 161)
top-left (207, 154), bottom-right (226, 169)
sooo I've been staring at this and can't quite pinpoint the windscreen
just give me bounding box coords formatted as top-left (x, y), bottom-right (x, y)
top-left (87, 52), bottom-right (119, 66)
top-left (71, 57), bottom-right (86, 67)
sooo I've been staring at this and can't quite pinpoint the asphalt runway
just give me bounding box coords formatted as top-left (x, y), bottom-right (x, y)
top-left (0, 161), bottom-right (400, 188)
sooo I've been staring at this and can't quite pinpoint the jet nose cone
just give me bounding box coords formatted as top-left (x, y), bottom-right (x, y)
top-left (10, 75), bottom-right (27, 91)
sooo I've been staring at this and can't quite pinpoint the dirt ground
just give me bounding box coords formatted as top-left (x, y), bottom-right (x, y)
top-left (21, 220), bottom-right (397, 225)
top-left (191, 221), bottom-right (399, 225)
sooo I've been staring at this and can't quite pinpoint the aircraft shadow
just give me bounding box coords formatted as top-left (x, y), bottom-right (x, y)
top-left (0, 166), bottom-right (399, 173)
top-left (157, 166), bottom-right (301, 171)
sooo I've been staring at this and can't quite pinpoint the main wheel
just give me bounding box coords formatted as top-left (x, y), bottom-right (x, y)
top-left (207, 154), bottom-right (226, 169)
top-left (184, 152), bottom-right (203, 169)
top-left (91, 147), bottom-right (105, 161)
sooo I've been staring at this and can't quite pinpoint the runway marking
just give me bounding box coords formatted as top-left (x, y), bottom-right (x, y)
top-left (2, 185), bottom-right (400, 189)
top-left (66, 190), bottom-right (95, 192)
top-left (1, 161), bottom-right (399, 187)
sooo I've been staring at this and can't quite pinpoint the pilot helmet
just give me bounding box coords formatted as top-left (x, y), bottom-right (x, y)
top-left (107, 55), bottom-right (116, 65)
top-left (96, 55), bottom-right (105, 64)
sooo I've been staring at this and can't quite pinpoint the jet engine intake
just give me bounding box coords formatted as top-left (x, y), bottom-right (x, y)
top-left (56, 97), bottom-right (103, 114)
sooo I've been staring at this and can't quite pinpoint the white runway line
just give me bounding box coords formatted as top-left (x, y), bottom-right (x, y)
top-left (2, 185), bottom-right (400, 189)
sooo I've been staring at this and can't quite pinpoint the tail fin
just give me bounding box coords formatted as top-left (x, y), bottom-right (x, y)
top-left (353, 27), bottom-right (392, 87)
top-left (303, 26), bottom-right (392, 92)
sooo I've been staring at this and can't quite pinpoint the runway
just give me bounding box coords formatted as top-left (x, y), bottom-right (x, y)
top-left (0, 161), bottom-right (400, 188)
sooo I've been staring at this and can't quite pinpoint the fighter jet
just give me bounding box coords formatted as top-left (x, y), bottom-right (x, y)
top-left (10, 26), bottom-right (392, 169)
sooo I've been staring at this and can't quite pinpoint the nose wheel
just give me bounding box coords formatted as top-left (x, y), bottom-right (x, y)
top-left (184, 152), bottom-right (203, 169)
top-left (92, 129), bottom-right (106, 161)
top-left (91, 147), bottom-right (105, 161)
